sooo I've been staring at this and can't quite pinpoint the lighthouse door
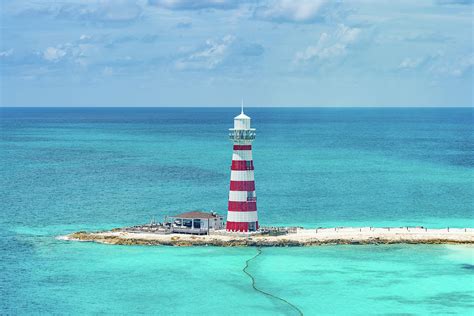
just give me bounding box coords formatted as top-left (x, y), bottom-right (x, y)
top-left (248, 222), bottom-right (256, 232)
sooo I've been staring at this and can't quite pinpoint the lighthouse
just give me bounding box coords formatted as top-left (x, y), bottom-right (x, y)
top-left (226, 103), bottom-right (258, 232)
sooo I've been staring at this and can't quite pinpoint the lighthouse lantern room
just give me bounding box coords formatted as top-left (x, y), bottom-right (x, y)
top-left (226, 102), bottom-right (258, 232)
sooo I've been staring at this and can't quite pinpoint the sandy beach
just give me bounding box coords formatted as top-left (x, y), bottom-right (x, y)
top-left (61, 227), bottom-right (474, 247)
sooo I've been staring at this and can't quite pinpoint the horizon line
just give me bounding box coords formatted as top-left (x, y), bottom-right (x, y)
top-left (1, 105), bottom-right (473, 109)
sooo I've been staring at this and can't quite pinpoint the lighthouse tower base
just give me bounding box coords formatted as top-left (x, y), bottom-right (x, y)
top-left (226, 221), bottom-right (259, 232)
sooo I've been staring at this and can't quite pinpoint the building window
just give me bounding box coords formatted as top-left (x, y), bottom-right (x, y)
top-left (249, 222), bottom-right (256, 231)
top-left (193, 219), bottom-right (201, 229)
top-left (247, 191), bottom-right (256, 201)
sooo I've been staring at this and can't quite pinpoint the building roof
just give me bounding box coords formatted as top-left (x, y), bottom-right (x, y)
top-left (172, 211), bottom-right (219, 219)
top-left (234, 112), bottom-right (250, 120)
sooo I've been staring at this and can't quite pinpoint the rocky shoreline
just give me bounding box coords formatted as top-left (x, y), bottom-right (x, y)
top-left (61, 227), bottom-right (474, 247)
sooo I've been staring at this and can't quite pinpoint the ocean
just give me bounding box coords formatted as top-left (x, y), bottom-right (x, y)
top-left (1, 107), bottom-right (473, 314)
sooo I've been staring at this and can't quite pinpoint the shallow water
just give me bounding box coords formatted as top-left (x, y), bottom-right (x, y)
top-left (2, 236), bottom-right (473, 315)
top-left (1, 107), bottom-right (473, 314)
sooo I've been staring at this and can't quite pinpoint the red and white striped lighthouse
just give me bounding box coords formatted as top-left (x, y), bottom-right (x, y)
top-left (226, 103), bottom-right (258, 232)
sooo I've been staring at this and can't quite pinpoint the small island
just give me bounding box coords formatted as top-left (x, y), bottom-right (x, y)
top-left (62, 224), bottom-right (474, 247)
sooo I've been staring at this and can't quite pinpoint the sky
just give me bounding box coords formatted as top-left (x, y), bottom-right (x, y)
top-left (0, 0), bottom-right (473, 107)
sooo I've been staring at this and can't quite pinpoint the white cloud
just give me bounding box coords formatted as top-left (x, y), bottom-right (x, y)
top-left (175, 35), bottom-right (235, 70)
top-left (255, 0), bottom-right (342, 23)
top-left (43, 47), bottom-right (67, 62)
top-left (42, 35), bottom-right (95, 64)
top-left (398, 57), bottom-right (425, 69)
top-left (148, 0), bottom-right (240, 10)
top-left (79, 34), bottom-right (92, 41)
top-left (294, 24), bottom-right (361, 63)
top-left (432, 54), bottom-right (474, 77)
top-left (397, 52), bottom-right (473, 77)
top-left (0, 49), bottom-right (14, 58)
top-left (15, 0), bottom-right (143, 24)
top-left (450, 55), bottom-right (473, 76)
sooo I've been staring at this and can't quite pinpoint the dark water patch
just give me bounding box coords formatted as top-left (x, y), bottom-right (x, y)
top-left (460, 264), bottom-right (474, 271)
top-left (298, 268), bottom-right (348, 276)
top-left (298, 268), bottom-right (350, 275)
top-left (348, 276), bottom-right (405, 288)
top-left (425, 292), bottom-right (474, 308)
top-left (20, 146), bottom-right (136, 163)
top-left (373, 292), bottom-right (474, 309)
top-left (0, 135), bottom-right (57, 142)
top-left (1, 234), bottom-right (37, 258)
top-left (376, 279), bottom-right (405, 288)
top-left (345, 267), bottom-right (405, 276)
top-left (90, 164), bottom-right (224, 182)
top-left (39, 274), bottom-right (77, 286)
top-left (411, 267), bottom-right (469, 279)
top-left (371, 295), bottom-right (418, 305)
top-left (348, 278), bottom-right (373, 286)
top-left (139, 165), bottom-right (225, 182)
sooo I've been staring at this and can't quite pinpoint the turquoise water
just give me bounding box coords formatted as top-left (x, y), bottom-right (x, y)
top-left (1, 107), bottom-right (473, 314)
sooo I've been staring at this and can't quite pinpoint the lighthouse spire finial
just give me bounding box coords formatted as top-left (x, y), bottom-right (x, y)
top-left (241, 98), bottom-right (244, 114)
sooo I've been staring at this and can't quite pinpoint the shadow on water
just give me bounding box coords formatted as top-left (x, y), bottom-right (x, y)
top-left (243, 248), bottom-right (304, 316)
top-left (460, 264), bottom-right (474, 271)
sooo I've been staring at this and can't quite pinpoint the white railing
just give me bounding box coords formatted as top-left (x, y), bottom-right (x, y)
top-left (229, 130), bottom-right (256, 141)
